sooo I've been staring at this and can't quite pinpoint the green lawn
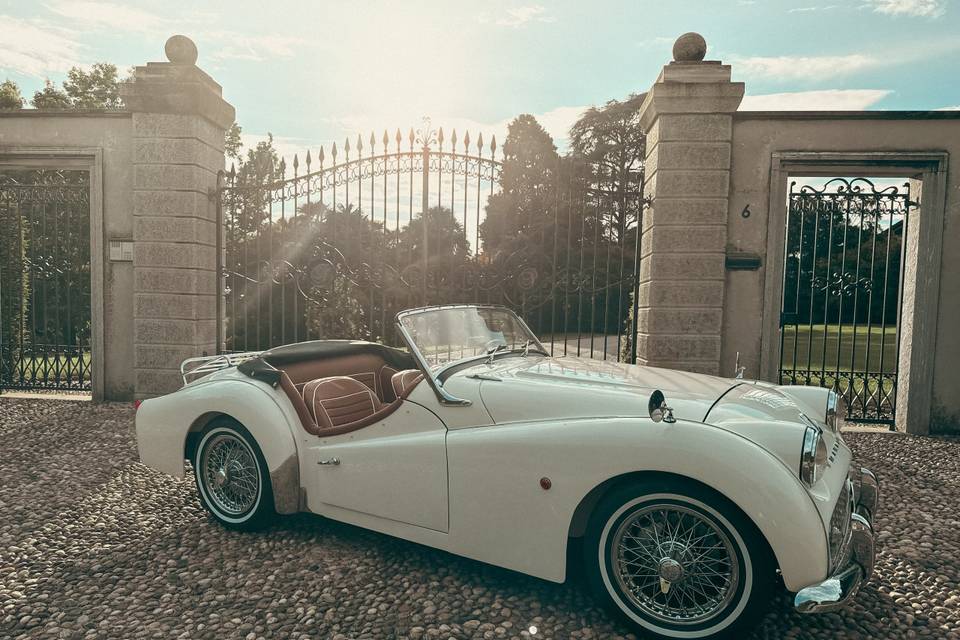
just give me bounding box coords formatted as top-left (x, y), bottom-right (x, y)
top-left (781, 324), bottom-right (898, 374)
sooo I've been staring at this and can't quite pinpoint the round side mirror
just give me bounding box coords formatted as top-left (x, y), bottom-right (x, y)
top-left (648, 390), bottom-right (666, 422)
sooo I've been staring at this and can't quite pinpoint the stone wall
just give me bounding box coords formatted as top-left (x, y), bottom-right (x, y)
top-left (0, 111), bottom-right (134, 400)
top-left (725, 113), bottom-right (960, 433)
top-left (635, 33), bottom-right (743, 376)
top-left (0, 36), bottom-right (232, 401)
top-left (121, 38), bottom-right (234, 399)
top-left (636, 34), bottom-right (960, 434)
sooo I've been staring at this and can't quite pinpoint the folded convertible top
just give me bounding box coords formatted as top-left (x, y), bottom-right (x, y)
top-left (237, 340), bottom-right (415, 386)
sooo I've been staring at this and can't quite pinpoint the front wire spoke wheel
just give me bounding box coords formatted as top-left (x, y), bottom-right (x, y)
top-left (611, 503), bottom-right (739, 626)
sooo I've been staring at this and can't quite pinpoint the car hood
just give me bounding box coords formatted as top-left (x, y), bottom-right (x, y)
top-left (471, 355), bottom-right (739, 424)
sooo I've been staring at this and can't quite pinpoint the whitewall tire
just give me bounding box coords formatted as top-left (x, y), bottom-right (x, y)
top-left (193, 419), bottom-right (275, 530)
top-left (584, 479), bottom-right (775, 639)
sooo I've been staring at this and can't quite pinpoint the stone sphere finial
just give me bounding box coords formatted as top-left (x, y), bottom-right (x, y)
top-left (165, 35), bottom-right (198, 65)
top-left (672, 32), bottom-right (707, 62)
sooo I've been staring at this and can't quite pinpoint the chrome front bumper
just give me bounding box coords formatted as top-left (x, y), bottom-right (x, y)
top-left (794, 466), bottom-right (880, 614)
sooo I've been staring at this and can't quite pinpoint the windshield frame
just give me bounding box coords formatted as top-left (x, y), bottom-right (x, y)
top-left (395, 304), bottom-right (547, 406)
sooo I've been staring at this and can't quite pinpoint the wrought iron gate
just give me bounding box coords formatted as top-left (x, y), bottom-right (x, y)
top-left (0, 169), bottom-right (92, 391)
top-left (779, 177), bottom-right (910, 424)
top-left (219, 119), bottom-right (644, 362)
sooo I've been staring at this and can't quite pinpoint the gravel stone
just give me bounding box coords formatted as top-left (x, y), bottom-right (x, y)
top-left (1, 397), bottom-right (958, 639)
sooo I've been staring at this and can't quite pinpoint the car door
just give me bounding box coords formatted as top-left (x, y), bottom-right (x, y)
top-left (305, 400), bottom-right (449, 532)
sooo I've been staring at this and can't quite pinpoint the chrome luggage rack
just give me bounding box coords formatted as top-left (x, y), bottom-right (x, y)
top-left (180, 351), bottom-right (262, 386)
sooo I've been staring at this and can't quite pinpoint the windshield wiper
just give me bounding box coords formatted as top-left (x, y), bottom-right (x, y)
top-left (486, 343), bottom-right (508, 365)
top-left (521, 339), bottom-right (534, 357)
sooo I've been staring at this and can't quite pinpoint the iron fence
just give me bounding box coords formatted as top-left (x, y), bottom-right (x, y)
top-left (218, 120), bottom-right (644, 362)
top-left (0, 169), bottom-right (92, 391)
top-left (779, 177), bottom-right (910, 424)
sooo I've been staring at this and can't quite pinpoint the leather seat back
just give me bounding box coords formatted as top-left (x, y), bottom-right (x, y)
top-left (391, 369), bottom-right (424, 400)
top-left (302, 376), bottom-right (382, 431)
top-left (283, 354), bottom-right (395, 402)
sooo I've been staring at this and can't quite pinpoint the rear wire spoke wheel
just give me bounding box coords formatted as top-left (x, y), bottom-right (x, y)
top-left (584, 481), bottom-right (775, 639)
top-left (193, 419), bottom-right (275, 530)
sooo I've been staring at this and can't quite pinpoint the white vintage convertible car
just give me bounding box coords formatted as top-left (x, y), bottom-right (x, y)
top-left (136, 304), bottom-right (879, 639)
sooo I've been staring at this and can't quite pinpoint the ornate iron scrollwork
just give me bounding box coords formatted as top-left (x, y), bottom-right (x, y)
top-left (779, 176), bottom-right (911, 424)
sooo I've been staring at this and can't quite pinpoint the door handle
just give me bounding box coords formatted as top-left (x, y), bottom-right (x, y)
top-left (317, 457), bottom-right (340, 466)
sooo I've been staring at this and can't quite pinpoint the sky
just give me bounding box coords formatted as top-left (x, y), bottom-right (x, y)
top-left (2, 0), bottom-right (959, 162)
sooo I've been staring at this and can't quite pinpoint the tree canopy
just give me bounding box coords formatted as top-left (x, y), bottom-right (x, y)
top-left (480, 114), bottom-right (561, 258)
top-left (30, 80), bottom-right (71, 110)
top-left (31, 63), bottom-right (125, 110)
top-left (0, 80), bottom-right (24, 110)
top-left (569, 93), bottom-right (647, 241)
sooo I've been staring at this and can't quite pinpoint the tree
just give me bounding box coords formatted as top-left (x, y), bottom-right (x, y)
top-left (480, 114), bottom-right (561, 259)
top-left (31, 80), bottom-right (71, 109)
top-left (397, 206), bottom-right (470, 263)
top-left (63, 63), bottom-right (123, 109)
top-left (225, 122), bottom-right (243, 161)
top-left (0, 80), bottom-right (24, 110)
top-left (30, 80), bottom-right (72, 111)
top-left (31, 63), bottom-right (124, 110)
top-left (569, 93), bottom-right (647, 243)
top-left (569, 95), bottom-right (649, 360)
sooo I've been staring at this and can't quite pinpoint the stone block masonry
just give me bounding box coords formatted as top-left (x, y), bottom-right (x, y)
top-left (635, 47), bottom-right (743, 376)
top-left (121, 36), bottom-right (234, 398)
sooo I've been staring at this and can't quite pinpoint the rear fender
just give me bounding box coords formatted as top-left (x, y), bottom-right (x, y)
top-left (135, 378), bottom-right (302, 514)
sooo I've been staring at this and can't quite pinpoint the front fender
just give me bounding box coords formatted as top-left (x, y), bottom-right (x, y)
top-left (446, 417), bottom-right (828, 592)
top-left (135, 377), bottom-right (302, 514)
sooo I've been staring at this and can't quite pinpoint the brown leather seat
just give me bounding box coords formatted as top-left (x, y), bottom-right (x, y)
top-left (391, 369), bottom-right (424, 400)
top-left (302, 376), bottom-right (382, 431)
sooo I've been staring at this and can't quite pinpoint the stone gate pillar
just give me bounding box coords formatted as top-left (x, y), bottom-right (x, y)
top-left (635, 33), bottom-right (743, 375)
top-left (121, 36), bottom-right (234, 398)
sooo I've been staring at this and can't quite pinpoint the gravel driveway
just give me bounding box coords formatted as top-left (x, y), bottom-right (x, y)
top-left (1, 397), bottom-right (959, 640)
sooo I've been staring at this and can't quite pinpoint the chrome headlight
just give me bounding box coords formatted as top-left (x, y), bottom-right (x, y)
top-left (825, 390), bottom-right (845, 432)
top-left (800, 426), bottom-right (828, 486)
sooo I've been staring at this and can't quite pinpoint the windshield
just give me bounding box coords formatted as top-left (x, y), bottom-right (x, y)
top-left (397, 306), bottom-right (542, 369)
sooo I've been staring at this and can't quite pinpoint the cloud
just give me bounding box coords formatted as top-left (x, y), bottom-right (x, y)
top-left (41, 3), bottom-right (302, 66)
top-left (740, 89), bottom-right (892, 110)
top-left (788, 5), bottom-right (838, 12)
top-left (528, 105), bottom-right (588, 148)
top-left (208, 33), bottom-right (309, 62)
top-left (935, 105), bottom-right (960, 110)
top-left (236, 133), bottom-right (320, 169)
top-left (734, 53), bottom-right (878, 80)
top-left (865, 0), bottom-right (946, 17)
top-left (479, 5), bottom-right (555, 28)
top-left (0, 15), bottom-right (83, 77)
top-left (46, 1), bottom-right (165, 32)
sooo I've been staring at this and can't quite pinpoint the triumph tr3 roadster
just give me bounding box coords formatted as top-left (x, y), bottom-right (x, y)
top-left (135, 303), bottom-right (879, 639)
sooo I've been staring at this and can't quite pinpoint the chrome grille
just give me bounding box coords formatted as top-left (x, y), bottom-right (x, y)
top-left (829, 481), bottom-right (853, 570)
